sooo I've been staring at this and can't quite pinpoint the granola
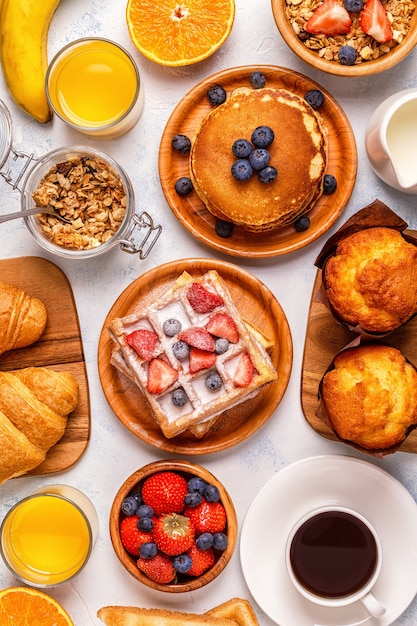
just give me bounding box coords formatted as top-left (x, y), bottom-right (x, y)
top-left (285, 0), bottom-right (415, 64)
top-left (33, 155), bottom-right (127, 250)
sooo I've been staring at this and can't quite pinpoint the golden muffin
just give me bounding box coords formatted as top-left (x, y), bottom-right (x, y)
top-left (323, 227), bottom-right (417, 333)
top-left (190, 87), bottom-right (328, 232)
top-left (321, 344), bottom-right (417, 451)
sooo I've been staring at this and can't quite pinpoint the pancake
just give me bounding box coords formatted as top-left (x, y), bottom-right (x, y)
top-left (190, 87), bottom-right (328, 232)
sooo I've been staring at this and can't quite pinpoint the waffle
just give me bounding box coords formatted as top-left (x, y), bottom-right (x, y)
top-left (108, 270), bottom-right (277, 439)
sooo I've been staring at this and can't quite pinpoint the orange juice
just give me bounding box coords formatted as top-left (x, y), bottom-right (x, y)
top-left (46, 38), bottom-right (143, 137)
top-left (0, 488), bottom-right (96, 586)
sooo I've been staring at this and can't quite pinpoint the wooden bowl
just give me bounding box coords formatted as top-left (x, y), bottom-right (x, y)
top-left (109, 459), bottom-right (237, 592)
top-left (271, 0), bottom-right (417, 77)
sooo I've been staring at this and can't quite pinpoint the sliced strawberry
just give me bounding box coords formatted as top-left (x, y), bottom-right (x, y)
top-left (206, 312), bottom-right (239, 343)
top-left (177, 327), bottom-right (215, 351)
top-left (305, 0), bottom-right (351, 36)
top-left (189, 347), bottom-right (216, 374)
top-left (126, 329), bottom-right (158, 361)
top-left (187, 282), bottom-right (224, 313)
top-left (147, 358), bottom-right (178, 394)
top-left (360, 0), bottom-right (393, 43)
top-left (233, 352), bottom-right (254, 387)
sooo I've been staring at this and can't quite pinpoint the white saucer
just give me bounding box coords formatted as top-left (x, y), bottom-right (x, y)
top-left (240, 455), bottom-right (417, 626)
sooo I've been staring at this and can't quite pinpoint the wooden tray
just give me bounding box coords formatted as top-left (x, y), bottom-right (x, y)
top-left (0, 256), bottom-right (90, 475)
top-left (301, 252), bottom-right (417, 454)
top-left (158, 65), bottom-right (357, 258)
top-left (98, 258), bottom-right (293, 455)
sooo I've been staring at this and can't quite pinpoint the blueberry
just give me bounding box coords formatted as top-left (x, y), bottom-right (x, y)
top-left (251, 126), bottom-right (274, 148)
top-left (121, 496), bottom-right (138, 516)
top-left (172, 387), bottom-right (188, 407)
top-left (338, 45), bottom-right (357, 66)
top-left (205, 372), bottom-right (223, 391)
top-left (344, 0), bottom-right (363, 11)
top-left (231, 159), bottom-right (253, 181)
top-left (139, 542), bottom-right (158, 559)
top-left (214, 337), bottom-right (229, 354)
top-left (175, 176), bottom-right (193, 196)
top-left (196, 532), bottom-right (214, 551)
top-left (131, 491), bottom-right (142, 505)
top-left (250, 71), bottom-right (266, 89)
top-left (162, 318), bottom-right (182, 336)
top-left (207, 84), bottom-right (227, 106)
top-left (304, 89), bottom-right (324, 110)
top-left (173, 553), bottom-right (193, 574)
top-left (232, 138), bottom-right (253, 159)
top-left (188, 476), bottom-right (207, 494)
top-left (215, 219), bottom-right (234, 238)
top-left (172, 134), bottom-right (191, 154)
top-left (184, 491), bottom-right (203, 507)
top-left (258, 166), bottom-right (278, 184)
top-left (323, 174), bottom-right (337, 194)
top-left (172, 340), bottom-right (190, 360)
top-left (294, 215), bottom-right (311, 232)
top-left (249, 148), bottom-right (270, 171)
top-left (213, 532), bottom-right (228, 551)
top-left (203, 484), bottom-right (220, 503)
top-left (137, 504), bottom-right (154, 518)
top-left (138, 516), bottom-right (154, 531)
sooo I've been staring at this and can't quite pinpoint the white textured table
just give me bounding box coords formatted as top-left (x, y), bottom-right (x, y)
top-left (1, 1), bottom-right (417, 624)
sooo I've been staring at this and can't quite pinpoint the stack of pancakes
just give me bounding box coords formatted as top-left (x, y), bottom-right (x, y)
top-left (190, 87), bottom-right (328, 232)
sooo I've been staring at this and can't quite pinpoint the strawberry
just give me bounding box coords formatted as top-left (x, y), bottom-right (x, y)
top-left (177, 327), bottom-right (215, 351)
top-left (136, 552), bottom-right (176, 583)
top-left (147, 358), bottom-right (178, 394)
top-left (360, 0), bottom-right (393, 43)
top-left (141, 471), bottom-right (188, 516)
top-left (305, 0), bottom-right (351, 36)
top-left (187, 282), bottom-right (224, 313)
top-left (120, 515), bottom-right (153, 556)
top-left (153, 513), bottom-right (195, 556)
top-left (186, 543), bottom-right (215, 577)
top-left (206, 312), bottom-right (239, 343)
top-left (184, 500), bottom-right (227, 534)
top-left (233, 352), bottom-right (254, 387)
top-left (189, 347), bottom-right (216, 374)
top-left (126, 329), bottom-right (158, 361)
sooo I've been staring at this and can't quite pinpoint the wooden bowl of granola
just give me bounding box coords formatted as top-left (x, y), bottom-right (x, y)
top-left (272, 0), bottom-right (417, 76)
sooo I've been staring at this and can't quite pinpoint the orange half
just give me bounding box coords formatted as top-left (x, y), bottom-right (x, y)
top-left (0, 587), bottom-right (74, 626)
top-left (126, 0), bottom-right (235, 66)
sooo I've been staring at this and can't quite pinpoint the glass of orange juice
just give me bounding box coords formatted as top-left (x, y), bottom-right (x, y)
top-left (46, 38), bottom-right (144, 138)
top-left (0, 484), bottom-right (98, 587)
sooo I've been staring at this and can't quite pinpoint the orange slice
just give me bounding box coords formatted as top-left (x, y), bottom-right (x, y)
top-left (0, 587), bottom-right (74, 625)
top-left (126, 0), bottom-right (235, 66)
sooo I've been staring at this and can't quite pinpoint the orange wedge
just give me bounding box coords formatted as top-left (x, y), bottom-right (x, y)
top-left (126, 0), bottom-right (235, 66)
top-left (0, 587), bottom-right (74, 625)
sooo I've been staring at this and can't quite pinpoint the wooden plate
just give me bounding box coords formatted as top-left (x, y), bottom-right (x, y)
top-left (0, 257), bottom-right (90, 475)
top-left (98, 258), bottom-right (293, 455)
top-left (301, 245), bottom-right (417, 454)
top-left (158, 65), bottom-right (357, 258)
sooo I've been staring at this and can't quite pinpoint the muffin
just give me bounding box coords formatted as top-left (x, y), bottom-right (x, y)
top-left (320, 343), bottom-right (417, 451)
top-left (322, 227), bottom-right (417, 333)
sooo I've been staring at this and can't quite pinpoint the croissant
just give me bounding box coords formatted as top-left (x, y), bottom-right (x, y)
top-left (0, 281), bottom-right (47, 356)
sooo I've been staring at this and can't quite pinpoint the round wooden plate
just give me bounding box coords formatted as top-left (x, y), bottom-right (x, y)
top-left (158, 65), bottom-right (357, 258)
top-left (98, 258), bottom-right (293, 455)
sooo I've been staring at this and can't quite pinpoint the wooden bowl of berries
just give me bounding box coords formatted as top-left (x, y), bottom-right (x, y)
top-left (109, 459), bottom-right (237, 592)
top-left (272, 0), bottom-right (417, 77)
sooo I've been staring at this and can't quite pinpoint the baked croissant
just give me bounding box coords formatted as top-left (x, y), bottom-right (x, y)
top-left (0, 367), bottom-right (79, 484)
top-left (0, 281), bottom-right (47, 355)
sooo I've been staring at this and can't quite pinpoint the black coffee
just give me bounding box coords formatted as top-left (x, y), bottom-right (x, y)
top-left (289, 511), bottom-right (378, 599)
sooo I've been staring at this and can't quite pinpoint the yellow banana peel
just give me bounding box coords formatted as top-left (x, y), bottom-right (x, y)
top-left (0, 0), bottom-right (61, 123)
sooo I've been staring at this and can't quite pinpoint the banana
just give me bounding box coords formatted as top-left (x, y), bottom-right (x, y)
top-left (0, 0), bottom-right (61, 123)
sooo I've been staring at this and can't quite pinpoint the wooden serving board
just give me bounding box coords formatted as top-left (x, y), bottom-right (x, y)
top-left (0, 256), bottom-right (90, 475)
top-left (301, 252), bottom-right (417, 455)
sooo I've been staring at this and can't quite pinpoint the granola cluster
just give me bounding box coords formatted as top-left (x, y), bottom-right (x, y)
top-left (33, 156), bottom-right (127, 250)
top-left (285, 0), bottom-right (415, 63)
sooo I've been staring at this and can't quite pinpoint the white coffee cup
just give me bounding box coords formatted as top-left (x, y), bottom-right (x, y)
top-left (285, 506), bottom-right (385, 617)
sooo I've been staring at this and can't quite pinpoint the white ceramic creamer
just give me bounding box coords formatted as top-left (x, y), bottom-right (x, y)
top-left (365, 88), bottom-right (417, 194)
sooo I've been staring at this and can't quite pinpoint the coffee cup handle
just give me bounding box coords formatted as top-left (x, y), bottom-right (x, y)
top-left (361, 590), bottom-right (386, 617)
